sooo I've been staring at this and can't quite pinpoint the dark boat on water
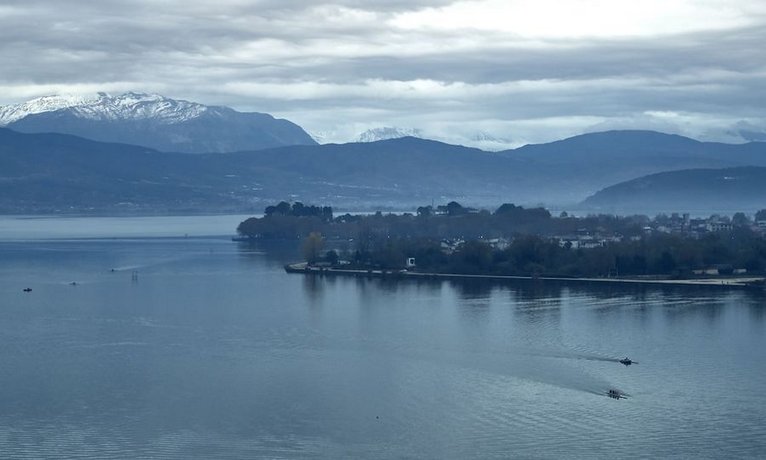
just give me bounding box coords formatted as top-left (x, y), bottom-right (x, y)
top-left (607, 389), bottom-right (626, 399)
top-left (619, 357), bottom-right (637, 366)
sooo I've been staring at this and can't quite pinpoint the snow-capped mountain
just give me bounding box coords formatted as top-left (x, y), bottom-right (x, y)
top-left (355, 127), bottom-right (423, 143)
top-left (0, 92), bottom-right (316, 153)
top-left (467, 131), bottom-right (515, 151)
top-left (308, 130), bottom-right (336, 144)
top-left (351, 126), bottom-right (515, 150)
top-left (0, 94), bottom-right (95, 125)
top-left (0, 92), bottom-right (210, 126)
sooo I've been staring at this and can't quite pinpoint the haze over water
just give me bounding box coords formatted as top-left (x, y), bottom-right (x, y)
top-left (0, 216), bottom-right (764, 458)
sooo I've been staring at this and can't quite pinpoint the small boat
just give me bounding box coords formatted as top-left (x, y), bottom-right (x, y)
top-left (607, 389), bottom-right (625, 399)
top-left (619, 357), bottom-right (637, 366)
top-left (22, 288), bottom-right (32, 292)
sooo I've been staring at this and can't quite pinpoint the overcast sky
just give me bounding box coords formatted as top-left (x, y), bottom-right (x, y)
top-left (1, 0), bottom-right (765, 148)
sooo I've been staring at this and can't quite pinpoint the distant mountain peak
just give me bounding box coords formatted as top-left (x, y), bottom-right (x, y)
top-left (0, 92), bottom-right (216, 126)
top-left (471, 131), bottom-right (504, 142)
top-left (355, 127), bottom-right (423, 143)
top-left (308, 130), bottom-right (335, 144)
top-left (0, 92), bottom-right (315, 153)
top-left (0, 94), bottom-right (93, 125)
top-left (562, 129), bottom-right (701, 144)
top-left (463, 131), bottom-right (514, 151)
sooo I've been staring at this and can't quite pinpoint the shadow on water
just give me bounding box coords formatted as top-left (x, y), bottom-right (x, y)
top-left (446, 277), bottom-right (566, 301)
top-left (534, 281), bottom-right (752, 304)
top-left (749, 298), bottom-right (766, 322)
top-left (351, 276), bottom-right (443, 299)
top-left (510, 280), bottom-right (566, 303)
top-left (451, 279), bottom-right (495, 300)
top-left (302, 275), bottom-right (325, 301)
top-left (741, 289), bottom-right (766, 322)
top-left (450, 280), bottom-right (494, 318)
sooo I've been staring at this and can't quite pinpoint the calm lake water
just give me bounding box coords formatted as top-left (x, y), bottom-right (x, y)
top-left (1, 216), bottom-right (765, 459)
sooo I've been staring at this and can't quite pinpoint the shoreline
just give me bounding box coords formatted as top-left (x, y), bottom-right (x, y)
top-left (285, 263), bottom-right (766, 289)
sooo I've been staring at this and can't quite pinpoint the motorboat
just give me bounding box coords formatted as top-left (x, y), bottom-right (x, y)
top-left (607, 389), bottom-right (625, 399)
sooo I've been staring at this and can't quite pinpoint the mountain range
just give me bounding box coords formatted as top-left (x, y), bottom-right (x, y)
top-left (1, 124), bottom-right (765, 214)
top-left (0, 92), bottom-right (316, 153)
top-left (0, 129), bottom-right (508, 213)
top-left (1, 92), bottom-right (765, 214)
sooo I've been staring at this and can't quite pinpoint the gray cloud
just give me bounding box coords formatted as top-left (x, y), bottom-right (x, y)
top-left (1, 0), bottom-right (764, 147)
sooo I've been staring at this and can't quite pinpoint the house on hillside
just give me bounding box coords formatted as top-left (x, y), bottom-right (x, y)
top-left (707, 221), bottom-right (733, 232)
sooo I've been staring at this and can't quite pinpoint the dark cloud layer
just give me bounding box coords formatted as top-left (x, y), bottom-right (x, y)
top-left (1, 0), bottom-right (764, 147)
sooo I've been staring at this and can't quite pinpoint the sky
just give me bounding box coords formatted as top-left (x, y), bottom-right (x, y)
top-left (1, 0), bottom-right (765, 148)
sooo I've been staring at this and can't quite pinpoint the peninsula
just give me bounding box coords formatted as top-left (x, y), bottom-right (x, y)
top-left (237, 202), bottom-right (766, 288)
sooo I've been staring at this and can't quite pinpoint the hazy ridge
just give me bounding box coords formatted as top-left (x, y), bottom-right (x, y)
top-left (1, 126), bottom-right (765, 214)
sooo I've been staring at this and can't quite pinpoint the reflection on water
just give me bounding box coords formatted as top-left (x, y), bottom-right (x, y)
top-left (0, 234), bottom-right (764, 459)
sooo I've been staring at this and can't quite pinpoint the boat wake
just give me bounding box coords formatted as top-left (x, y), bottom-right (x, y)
top-left (525, 348), bottom-right (628, 364)
top-left (422, 349), bottom-right (625, 399)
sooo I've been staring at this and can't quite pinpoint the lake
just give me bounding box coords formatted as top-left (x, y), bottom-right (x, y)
top-left (0, 215), bottom-right (764, 458)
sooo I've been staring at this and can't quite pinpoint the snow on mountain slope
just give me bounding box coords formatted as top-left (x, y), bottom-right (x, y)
top-left (351, 127), bottom-right (515, 150)
top-left (0, 92), bottom-right (317, 153)
top-left (0, 94), bottom-right (95, 125)
top-left (355, 127), bottom-right (423, 142)
top-left (0, 92), bottom-right (211, 126)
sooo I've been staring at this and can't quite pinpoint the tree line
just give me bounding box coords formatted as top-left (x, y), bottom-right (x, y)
top-left (344, 230), bottom-right (766, 278)
top-left (238, 201), bottom-right (643, 241)
top-left (238, 202), bottom-right (766, 278)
